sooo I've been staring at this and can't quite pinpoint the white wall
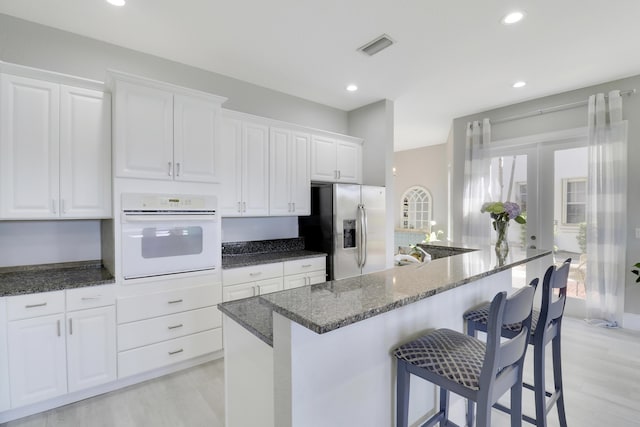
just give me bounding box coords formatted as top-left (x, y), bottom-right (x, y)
top-left (0, 221), bottom-right (101, 267)
top-left (450, 73), bottom-right (640, 316)
top-left (221, 218), bottom-right (298, 243)
top-left (393, 144), bottom-right (448, 236)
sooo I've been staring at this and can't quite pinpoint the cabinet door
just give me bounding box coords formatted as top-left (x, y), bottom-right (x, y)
top-left (0, 74), bottom-right (60, 219)
top-left (283, 273), bottom-right (308, 290)
top-left (308, 270), bottom-right (327, 285)
top-left (291, 131), bottom-right (311, 215)
top-left (242, 121), bottom-right (270, 216)
top-left (0, 299), bottom-right (9, 412)
top-left (219, 116), bottom-right (243, 216)
top-left (67, 306), bottom-right (116, 393)
top-left (269, 127), bottom-right (292, 216)
top-left (174, 95), bottom-right (221, 183)
top-left (222, 282), bottom-right (256, 302)
top-left (8, 314), bottom-right (67, 407)
top-left (59, 86), bottom-right (111, 218)
top-left (113, 80), bottom-right (173, 180)
top-left (336, 140), bottom-right (362, 183)
top-left (310, 135), bottom-right (336, 182)
top-left (255, 277), bottom-right (284, 296)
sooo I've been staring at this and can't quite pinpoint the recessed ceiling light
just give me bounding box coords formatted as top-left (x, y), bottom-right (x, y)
top-left (513, 81), bottom-right (527, 88)
top-left (501, 11), bottom-right (525, 25)
top-left (346, 84), bottom-right (358, 92)
top-left (106, 0), bottom-right (126, 6)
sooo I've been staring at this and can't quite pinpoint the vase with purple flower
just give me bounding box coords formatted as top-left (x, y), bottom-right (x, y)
top-left (481, 201), bottom-right (526, 263)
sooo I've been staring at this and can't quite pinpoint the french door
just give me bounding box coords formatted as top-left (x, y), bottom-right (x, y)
top-left (488, 128), bottom-right (588, 316)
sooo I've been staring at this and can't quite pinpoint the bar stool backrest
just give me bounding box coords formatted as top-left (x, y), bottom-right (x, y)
top-left (537, 259), bottom-right (571, 342)
top-left (480, 284), bottom-right (536, 392)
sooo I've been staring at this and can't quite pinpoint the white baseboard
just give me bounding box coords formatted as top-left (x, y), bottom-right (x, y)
top-left (0, 350), bottom-right (223, 424)
top-left (623, 312), bottom-right (640, 330)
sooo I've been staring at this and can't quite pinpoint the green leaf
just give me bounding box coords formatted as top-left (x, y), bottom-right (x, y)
top-left (514, 215), bottom-right (526, 224)
top-left (634, 263), bottom-right (640, 269)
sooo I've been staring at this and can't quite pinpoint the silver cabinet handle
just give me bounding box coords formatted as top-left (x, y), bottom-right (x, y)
top-left (176, 162), bottom-right (181, 177)
top-left (249, 272), bottom-right (262, 277)
top-left (57, 319), bottom-right (61, 337)
top-left (168, 162), bottom-right (173, 176)
top-left (288, 202), bottom-right (292, 212)
top-left (292, 202), bottom-right (295, 212)
top-left (51, 199), bottom-right (57, 214)
top-left (61, 199), bottom-right (66, 214)
top-left (302, 264), bottom-right (312, 268)
top-left (25, 302), bottom-right (47, 309)
top-left (69, 318), bottom-right (73, 335)
top-left (168, 299), bottom-right (183, 304)
top-left (237, 202), bottom-right (242, 213)
top-left (168, 324), bottom-right (183, 330)
top-left (334, 170), bottom-right (338, 179)
top-left (338, 170), bottom-right (341, 179)
top-left (242, 201), bottom-right (247, 212)
top-left (254, 285), bottom-right (260, 296)
top-left (81, 296), bottom-right (102, 301)
top-left (168, 349), bottom-right (184, 355)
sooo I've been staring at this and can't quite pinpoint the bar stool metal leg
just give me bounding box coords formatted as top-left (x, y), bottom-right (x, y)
top-left (552, 330), bottom-right (568, 427)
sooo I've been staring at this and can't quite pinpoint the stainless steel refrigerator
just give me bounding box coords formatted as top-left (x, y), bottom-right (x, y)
top-left (298, 183), bottom-right (386, 280)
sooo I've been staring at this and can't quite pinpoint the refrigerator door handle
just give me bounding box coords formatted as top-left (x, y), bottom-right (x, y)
top-left (361, 204), bottom-right (368, 268)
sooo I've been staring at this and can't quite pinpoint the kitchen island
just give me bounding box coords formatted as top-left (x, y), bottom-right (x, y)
top-left (218, 246), bottom-right (551, 427)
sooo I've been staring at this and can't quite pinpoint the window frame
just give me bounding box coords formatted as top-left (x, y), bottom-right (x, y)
top-left (562, 177), bottom-right (587, 226)
top-left (400, 186), bottom-right (432, 231)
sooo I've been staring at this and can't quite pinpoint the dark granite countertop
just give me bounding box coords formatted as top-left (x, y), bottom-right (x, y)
top-left (218, 247), bottom-right (552, 346)
top-left (0, 260), bottom-right (115, 297)
top-left (222, 250), bottom-right (326, 269)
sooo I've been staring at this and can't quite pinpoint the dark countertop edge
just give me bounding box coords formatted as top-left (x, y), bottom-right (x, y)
top-left (262, 249), bottom-right (551, 335)
top-left (0, 261), bottom-right (115, 297)
top-left (221, 250), bottom-right (327, 270)
top-left (217, 303), bottom-right (273, 346)
top-left (1, 278), bottom-right (116, 297)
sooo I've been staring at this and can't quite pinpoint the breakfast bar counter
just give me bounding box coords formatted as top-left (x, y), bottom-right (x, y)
top-left (218, 246), bottom-right (552, 427)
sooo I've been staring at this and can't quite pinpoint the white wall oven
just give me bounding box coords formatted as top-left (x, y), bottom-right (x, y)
top-left (121, 193), bottom-right (219, 280)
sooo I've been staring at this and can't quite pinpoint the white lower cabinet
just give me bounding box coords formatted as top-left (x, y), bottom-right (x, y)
top-left (116, 282), bottom-right (222, 378)
top-left (66, 305), bottom-right (116, 393)
top-left (8, 313), bottom-right (67, 407)
top-left (222, 256), bottom-right (326, 301)
top-left (6, 286), bottom-right (116, 409)
top-left (0, 299), bottom-right (9, 412)
top-left (283, 257), bottom-right (327, 290)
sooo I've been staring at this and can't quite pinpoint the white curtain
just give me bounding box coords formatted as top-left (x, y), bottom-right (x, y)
top-left (585, 91), bottom-right (628, 327)
top-left (462, 119), bottom-right (491, 247)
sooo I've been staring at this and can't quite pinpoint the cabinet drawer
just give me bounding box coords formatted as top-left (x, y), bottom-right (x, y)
top-left (117, 306), bottom-right (221, 351)
top-left (66, 284), bottom-right (116, 311)
top-left (222, 262), bottom-right (282, 286)
top-left (283, 256), bottom-right (326, 276)
top-left (7, 291), bottom-right (65, 320)
top-left (117, 328), bottom-right (222, 378)
top-left (117, 284), bottom-right (220, 324)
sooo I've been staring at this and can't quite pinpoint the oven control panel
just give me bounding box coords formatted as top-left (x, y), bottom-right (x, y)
top-left (122, 193), bottom-right (216, 211)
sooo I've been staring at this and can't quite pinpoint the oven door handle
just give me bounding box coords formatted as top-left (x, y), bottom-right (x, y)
top-left (121, 214), bottom-right (217, 223)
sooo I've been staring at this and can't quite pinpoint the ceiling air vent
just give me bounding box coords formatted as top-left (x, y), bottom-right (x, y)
top-left (358, 34), bottom-right (395, 56)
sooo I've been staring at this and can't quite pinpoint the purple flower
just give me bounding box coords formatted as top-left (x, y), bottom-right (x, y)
top-left (503, 202), bottom-right (521, 220)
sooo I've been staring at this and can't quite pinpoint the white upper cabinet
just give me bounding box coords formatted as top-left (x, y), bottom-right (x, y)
top-left (174, 94), bottom-right (221, 183)
top-left (219, 112), bottom-right (269, 216)
top-left (310, 134), bottom-right (362, 183)
top-left (269, 126), bottom-right (310, 216)
top-left (111, 71), bottom-right (226, 183)
top-left (59, 85), bottom-right (111, 218)
top-left (114, 80), bottom-right (173, 180)
top-left (0, 71), bottom-right (111, 219)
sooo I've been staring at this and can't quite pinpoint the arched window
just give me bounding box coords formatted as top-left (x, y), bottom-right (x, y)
top-left (400, 186), bottom-right (432, 230)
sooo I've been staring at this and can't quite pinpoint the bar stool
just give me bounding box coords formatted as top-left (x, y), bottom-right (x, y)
top-left (463, 259), bottom-right (571, 427)
top-left (393, 282), bottom-right (537, 427)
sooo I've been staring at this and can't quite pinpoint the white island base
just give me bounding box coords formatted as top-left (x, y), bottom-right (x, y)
top-left (223, 269), bottom-right (515, 427)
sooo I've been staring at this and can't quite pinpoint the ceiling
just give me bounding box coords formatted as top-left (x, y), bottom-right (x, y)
top-left (2, 0), bottom-right (640, 151)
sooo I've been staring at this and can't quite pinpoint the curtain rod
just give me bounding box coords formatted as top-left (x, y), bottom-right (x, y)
top-left (490, 89), bottom-right (636, 125)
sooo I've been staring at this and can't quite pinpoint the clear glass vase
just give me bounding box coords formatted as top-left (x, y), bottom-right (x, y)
top-left (494, 220), bottom-right (509, 263)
